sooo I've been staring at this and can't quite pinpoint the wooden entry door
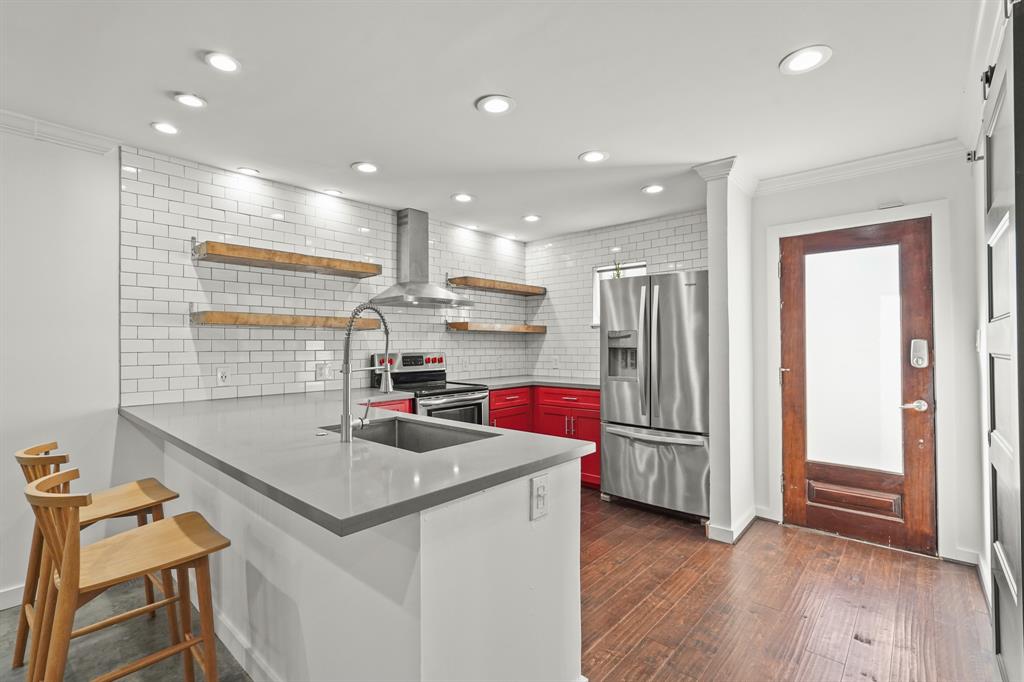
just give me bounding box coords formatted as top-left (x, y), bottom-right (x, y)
top-left (780, 218), bottom-right (937, 554)
top-left (981, 5), bottom-right (1023, 679)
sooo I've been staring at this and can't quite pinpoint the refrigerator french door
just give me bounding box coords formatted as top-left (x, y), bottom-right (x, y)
top-left (599, 271), bottom-right (710, 516)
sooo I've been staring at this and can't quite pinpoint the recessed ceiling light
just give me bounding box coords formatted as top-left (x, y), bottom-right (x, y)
top-left (451, 193), bottom-right (474, 203)
top-left (641, 184), bottom-right (664, 194)
top-left (463, 224), bottom-right (478, 230)
top-left (204, 52), bottom-right (240, 73)
top-left (522, 214), bottom-right (540, 223)
top-left (578, 150), bottom-right (609, 163)
top-left (351, 162), bottom-right (378, 173)
top-left (122, 166), bottom-right (137, 173)
top-left (151, 121), bottom-right (178, 135)
top-left (237, 167), bottom-right (260, 176)
top-left (779, 44), bottom-right (833, 75)
top-left (323, 189), bottom-right (343, 197)
top-left (173, 92), bottom-right (207, 108)
top-left (474, 94), bottom-right (515, 115)
top-left (270, 212), bottom-right (284, 220)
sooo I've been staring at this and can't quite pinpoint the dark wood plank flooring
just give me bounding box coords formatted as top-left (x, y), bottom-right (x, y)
top-left (580, 488), bottom-right (996, 682)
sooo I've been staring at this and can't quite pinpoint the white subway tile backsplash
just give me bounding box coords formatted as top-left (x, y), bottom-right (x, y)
top-left (524, 211), bottom-right (707, 380)
top-left (119, 146), bottom-right (532, 405)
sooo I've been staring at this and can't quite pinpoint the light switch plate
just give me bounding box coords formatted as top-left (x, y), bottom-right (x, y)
top-left (530, 474), bottom-right (549, 521)
top-left (315, 362), bottom-right (332, 381)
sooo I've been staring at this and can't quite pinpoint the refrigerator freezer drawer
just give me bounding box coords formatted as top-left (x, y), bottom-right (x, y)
top-left (600, 423), bottom-right (709, 517)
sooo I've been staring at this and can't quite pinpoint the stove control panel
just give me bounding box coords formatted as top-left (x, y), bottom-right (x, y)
top-left (370, 351), bottom-right (445, 372)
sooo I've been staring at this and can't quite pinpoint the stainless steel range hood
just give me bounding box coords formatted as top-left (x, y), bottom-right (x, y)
top-left (370, 208), bottom-right (474, 308)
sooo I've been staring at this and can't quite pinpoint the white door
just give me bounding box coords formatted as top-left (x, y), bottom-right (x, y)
top-left (981, 4), bottom-right (1023, 679)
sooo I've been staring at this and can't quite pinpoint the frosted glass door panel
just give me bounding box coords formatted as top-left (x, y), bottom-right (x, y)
top-left (805, 245), bottom-right (903, 474)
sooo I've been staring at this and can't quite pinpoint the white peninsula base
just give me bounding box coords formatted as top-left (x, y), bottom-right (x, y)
top-left (161, 441), bottom-right (583, 682)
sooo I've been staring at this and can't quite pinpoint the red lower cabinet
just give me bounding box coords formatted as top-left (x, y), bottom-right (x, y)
top-left (366, 399), bottom-right (412, 413)
top-left (534, 392), bottom-right (602, 488)
top-left (490, 404), bottom-right (533, 431)
top-left (573, 408), bottom-right (602, 488)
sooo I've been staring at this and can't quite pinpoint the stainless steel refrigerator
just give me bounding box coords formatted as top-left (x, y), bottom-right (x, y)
top-left (599, 270), bottom-right (710, 516)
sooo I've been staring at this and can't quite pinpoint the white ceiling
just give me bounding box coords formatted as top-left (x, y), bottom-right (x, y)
top-left (1, 1), bottom-right (978, 241)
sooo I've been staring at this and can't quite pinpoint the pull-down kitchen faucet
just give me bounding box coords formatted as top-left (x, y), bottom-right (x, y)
top-left (340, 302), bottom-right (392, 443)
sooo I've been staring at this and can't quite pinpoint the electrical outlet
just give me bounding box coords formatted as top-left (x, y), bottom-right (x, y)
top-left (216, 366), bottom-right (230, 387)
top-left (530, 474), bottom-right (549, 521)
top-left (315, 362), bottom-right (332, 381)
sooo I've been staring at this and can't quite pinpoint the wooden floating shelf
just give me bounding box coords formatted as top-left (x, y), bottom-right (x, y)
top-left (190, 310), bottom-right (381, 330)
top-left (192, 240), bottom-right (381, 279)
top-left (446, 321), bottom-right (547, 334)
top-left (446, 276), bottom-right (546, 297)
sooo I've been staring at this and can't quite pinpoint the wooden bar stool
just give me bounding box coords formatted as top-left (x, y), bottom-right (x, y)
top-left (24, 467), bottom-right (230, 682)
top-left (12, 442), bottom-right (179, 671)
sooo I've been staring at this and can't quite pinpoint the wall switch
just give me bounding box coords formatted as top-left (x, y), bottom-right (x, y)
top-left (530, 474), bottom-right (549, 521)
top-left (216, 366), bottom-right (230, 387)
top-left (315, 362), bottom-right (332, 381)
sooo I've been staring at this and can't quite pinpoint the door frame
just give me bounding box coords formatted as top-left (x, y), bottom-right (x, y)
top-left (763, 199), bottom-right (976, 563)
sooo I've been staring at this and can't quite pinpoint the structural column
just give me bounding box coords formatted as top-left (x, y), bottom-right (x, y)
top-left (694, 156), bottom-right (757, 543)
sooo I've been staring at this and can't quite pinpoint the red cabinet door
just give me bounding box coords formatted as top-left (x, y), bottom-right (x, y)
top-left (572, 408), bottom-right (601, 488)
top-left (490, 387), bottom-right (531, 410)
top-left (366, 399), bottom-right (412, 413)
top-left (535, 386), bottom-right (601, 410)
top-left (491, 404), bottom-right (532, 432)
top-left (534, 404), bottom-right (573, 437)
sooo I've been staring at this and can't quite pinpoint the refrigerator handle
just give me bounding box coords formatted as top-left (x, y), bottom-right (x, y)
top-left (605, 426), bottom-right (706, 447)
top-left (638, 283), bottom-right (647, 415)
top-left (651, 284), bottom-right (660, 418)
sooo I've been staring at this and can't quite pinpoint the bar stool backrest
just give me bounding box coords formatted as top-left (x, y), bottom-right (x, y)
top-left (23, 468), bottom-right (91, 586)
top-left (15, 442), bottom-right (68, 485)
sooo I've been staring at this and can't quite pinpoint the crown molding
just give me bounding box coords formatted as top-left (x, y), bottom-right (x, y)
top-left (0, 110), bottom-right (119, 154)
top-left (756, 139), bottom-right (966, 196)
top-left (692, 156), bottom-right (759, 195)
top-left (693, 156), bottom-right (736, 182)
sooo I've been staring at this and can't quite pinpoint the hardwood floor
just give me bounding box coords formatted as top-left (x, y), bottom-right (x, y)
top-left (580, 488), bottom-right (996, 682)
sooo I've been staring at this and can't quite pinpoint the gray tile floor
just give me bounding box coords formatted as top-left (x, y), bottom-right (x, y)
top-left (0, 578), bottom-right (250, 682)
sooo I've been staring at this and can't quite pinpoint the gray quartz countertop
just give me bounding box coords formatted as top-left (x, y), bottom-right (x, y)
top-left (465, 375), bottom-right (600, 390)
top-left (119, 389), bottom-right (592, 539)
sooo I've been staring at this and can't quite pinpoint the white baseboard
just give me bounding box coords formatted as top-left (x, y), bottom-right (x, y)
top-left (211, 605), bottom-right (283, 682)
top-left (706, 507), bottom-right (757, 544)
top-left (940, 547), bottom-right (981, 566)
top-left (755, 505), bottom-right (781, 522)
top-left (0, 582), bottom-right (24, 611)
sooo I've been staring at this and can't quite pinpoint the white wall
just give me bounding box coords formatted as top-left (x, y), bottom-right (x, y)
top-left (523, 210), bottom-right (708, 378)
top-left (119, 145), bottom-right (532, 406)
top-left (751, 153), bottom-right (981, 564)
top-left (0, 129), bottom-right (124, 606)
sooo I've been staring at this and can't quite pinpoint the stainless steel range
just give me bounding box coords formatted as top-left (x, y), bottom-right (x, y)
top-left (369, 351), bottom-right (489, 425)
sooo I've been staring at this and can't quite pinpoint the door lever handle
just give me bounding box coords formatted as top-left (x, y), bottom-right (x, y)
top-left (900, 400), bottom-right (928, 412)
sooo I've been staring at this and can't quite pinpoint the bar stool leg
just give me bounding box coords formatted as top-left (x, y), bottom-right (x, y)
top-left (152, 506), bottom-right (183, 657)
top-left (12, 524), bottom-right (42, 668)
top-left (27, 556), bottom-right (55, 682)
top-left (137, 510), bottom-right (156, 617)
top-left (176, 565), bottom-right (196, 682)
top-left (195, 557), bottom-right (219, 682)
top-left (42, 574), bottom-right (78, 682)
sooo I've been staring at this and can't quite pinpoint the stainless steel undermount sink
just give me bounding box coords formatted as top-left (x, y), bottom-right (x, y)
top-left (320, 417), bottom-right (499, 453)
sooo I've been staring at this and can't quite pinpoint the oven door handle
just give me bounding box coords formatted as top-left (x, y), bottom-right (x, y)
top-left (418, 391), bottom-right (490, 407)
